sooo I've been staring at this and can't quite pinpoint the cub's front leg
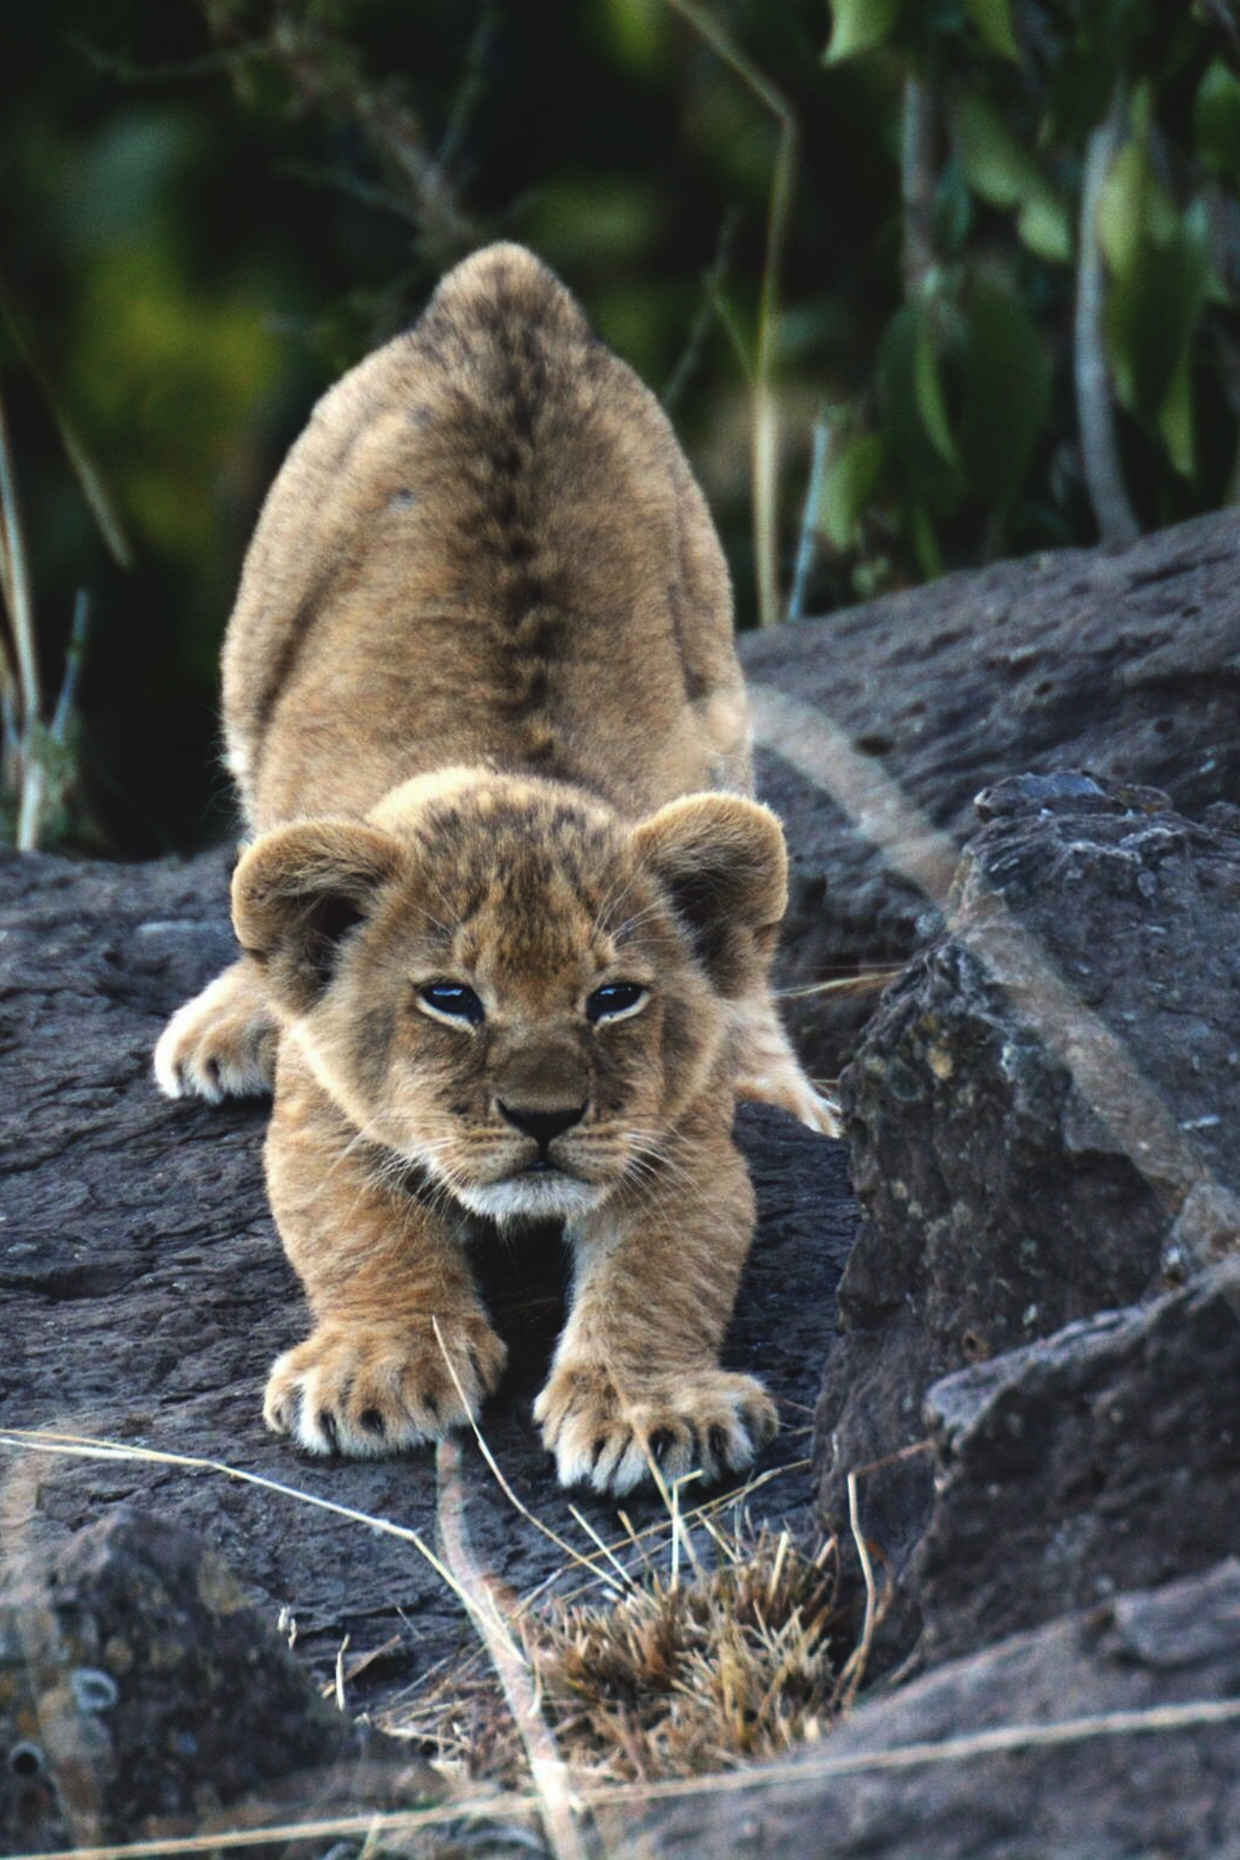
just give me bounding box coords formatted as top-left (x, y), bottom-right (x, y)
top-left (263, 1046), bottom-right (507, 1456)
top-left (534, 1098), bottom-right (775, 1495)
top-left (154, 955), bottom-right (278, 1103)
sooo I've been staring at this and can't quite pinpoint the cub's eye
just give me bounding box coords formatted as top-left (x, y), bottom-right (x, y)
top-left (585, 981), bottom-right (648, 1025)
top-left (418, 981), bottom-right (485, 1027)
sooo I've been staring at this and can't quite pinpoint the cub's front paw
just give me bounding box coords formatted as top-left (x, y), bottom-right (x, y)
top-left (533, 1361), bottom-right (777, 1496)
top-left (263, 1315), bottom-right (508, 1456)
top-left (154, 969), bottom-right (276, 1103)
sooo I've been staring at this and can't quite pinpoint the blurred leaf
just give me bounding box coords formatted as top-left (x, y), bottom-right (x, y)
top-left (1096, 137), bottom-right (1177, 282)
top-left (934, 156), bottom-right (973, 255)
top-left (70, 246), bottom-right (281, 568)
top-left (909, 500), bottom-right (942, 576)
top-left (957, 278), bottom-right (1049, 510)
top-left (601, 0), bottom-right (670, 72)
top-left (1049, 45), bottom-right (1115, 144)
top-left (818, 428), bottom-right (884, 549)
top-left (914, 308), bottom-right (959, 464)
top-left (526, 174), bottom-right (663, 267)
top-left (1195, 58), bottom-right (1240, 183)
top-left (1105, 191), bottom-right (1210, 472)
top-left (877, 305), bottom-right (966, 514)
top-left (954, 95), bottom-right (1041, 207)
top-left (954, 94), bottom-right (1069, 259)
top-left (1017, 192), bottom-right (1071, 263)
top-left (1158, 342), bottom-right (1195, 475)
top-left (927, 0), bottom-right (966, 32)
top-left (823, 0), bottom-right (902, 64)
top-left (1129, 77), bottom-right (1154, 143)
top-left (964, 0), bottom-right (1018, 61)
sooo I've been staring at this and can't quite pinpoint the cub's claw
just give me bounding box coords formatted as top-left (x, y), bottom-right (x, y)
top-left (154, 966), bottom-right (277, 1103)
top-left (263, 1316), bottom-right (508, 1456)
top-left (533, 1362), bottom-right (777, 1495)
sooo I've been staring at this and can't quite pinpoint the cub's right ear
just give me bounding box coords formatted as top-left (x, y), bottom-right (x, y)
top-left (232, 821), bottom-right (406, 1018)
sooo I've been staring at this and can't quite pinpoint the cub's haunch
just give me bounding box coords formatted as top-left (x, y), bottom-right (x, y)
top-left (154, 243), bottom-right (836, 1495)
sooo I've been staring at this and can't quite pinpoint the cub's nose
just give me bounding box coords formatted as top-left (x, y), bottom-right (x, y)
top-left (498, 1101), bottom-right (586, 1148)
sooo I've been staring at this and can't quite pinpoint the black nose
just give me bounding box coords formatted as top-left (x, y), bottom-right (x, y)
top-left (498, 1101), bottom-right (586, 1148)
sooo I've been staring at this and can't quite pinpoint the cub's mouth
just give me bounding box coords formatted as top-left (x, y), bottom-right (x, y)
top-left (505, 1149), bottom-right (580, 1188)
top-left (454, 1161), bottom-right (608, 1226)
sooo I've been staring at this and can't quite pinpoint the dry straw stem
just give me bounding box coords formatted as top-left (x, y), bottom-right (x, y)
top-left (0, 1425), bottom-right (844, 1795)
top-left (0, 1427), bottom-right (461, 1595)
top-left (776, 966), bottom-right (903, 1001)
top-left (429, 1313), bottom-right (628, 1600)
top-left (435, 1435), bottom-right (589, 1860)
top-left (830, 1468), bottom-right (879, 1715)
top-left (6, 1428), bottom-right (1240, 1858)
top-left (666, 0), bottom-right (797, 629)
top-left (420, 1319), bottom-right (847, 1798)
top-left (6, 1695), bottom-right (1240, 1860)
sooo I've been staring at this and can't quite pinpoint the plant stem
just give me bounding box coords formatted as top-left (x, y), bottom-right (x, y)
top-left (901, 74), bottom-right (937, 301)
top-left (786, 412), bottom-right (831, 621)
top-left (667, 0), bottom-right (797, 627)
top-left (1075, 82), bottom-right (1140, 545)
top-left (0, 388), bottom-right (40, 743)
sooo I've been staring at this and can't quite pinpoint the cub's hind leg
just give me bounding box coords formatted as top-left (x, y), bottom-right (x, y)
top-left (732, 988), bottom-right (840, 1137)
top-left (154, 956), bottom-right (277, 1103)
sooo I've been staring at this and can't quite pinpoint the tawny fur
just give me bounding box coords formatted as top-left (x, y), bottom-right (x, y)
top-left (155, 244), bottom-right (835, 1494)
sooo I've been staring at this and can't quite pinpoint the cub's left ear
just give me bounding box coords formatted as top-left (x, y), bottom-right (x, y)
top-left (232, 819), bottom-right (407, 1018)
top-left (631, 794), bottom-right (788, 997)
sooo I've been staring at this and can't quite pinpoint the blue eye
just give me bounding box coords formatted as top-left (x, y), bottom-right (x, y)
top-left (419, 982), bottom-right (485, 1026)
top-left (586, 981), bottom-right (647, 1024)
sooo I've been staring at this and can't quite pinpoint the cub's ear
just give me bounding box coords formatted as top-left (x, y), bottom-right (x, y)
top-left (232, 820), bottom-right (407, 1017)
top-left (631, 794), bottom-right (788, 997)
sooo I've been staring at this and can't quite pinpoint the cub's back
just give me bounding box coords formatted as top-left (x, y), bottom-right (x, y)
top-left (223, 243), bottom-right (751, 832)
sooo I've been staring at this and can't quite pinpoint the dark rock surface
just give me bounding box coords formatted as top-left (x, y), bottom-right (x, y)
top-left (0, 845), bottom-right (854, 1716)
top-left (0, 1508), bottom-right (415, 1852)
top-left (743, 506), bottom-right (1240, 1073)
top-left (8, 509), bottom-right (1240, 1853)
top-left (917, 1261), bottom-right (1240, 1665)
top-left (815, 774), bottom-right (1240, 1592)
top-left (612, 1557), bottom-right (1240, 1860)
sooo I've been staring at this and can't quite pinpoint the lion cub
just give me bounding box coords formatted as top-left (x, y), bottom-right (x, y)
top-left (155, 244), bottom-right (835, 1495)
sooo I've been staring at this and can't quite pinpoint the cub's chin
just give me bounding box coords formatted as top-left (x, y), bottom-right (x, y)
top-left (452, 1170), bottom-right (609, 1227)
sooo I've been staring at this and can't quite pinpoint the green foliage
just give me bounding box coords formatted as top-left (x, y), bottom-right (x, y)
top-left (953, 95), bottom-right (1071, 261)
top-left (3, 0), bottom-right (1239, 846)
top-left (1195, 58), bottom-right (1240, 183)
top-left (823, 0), bottom-right (902, 65)
top-left (817, 424), bottom-right (885, 553)
top-left (1098, 122), bottom-right (1212, 475)
top-left (963, 0), bottom-right (1018, 63)
top-left (808, 0), bottom-right (1240, 600)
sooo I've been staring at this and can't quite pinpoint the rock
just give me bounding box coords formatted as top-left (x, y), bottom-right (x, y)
top-left (814, 772), bottom-right (1240, 1597)
top-left (609, 1557), bottom-right (1240, 1860)
top-left (0, 845), bottom-right (854, 1716)
top-left (742, 506), bottom-right (1240, 1073)
top-left (916, 1261), bottom-right (1240, 1665)
top-left (0, 1508), bottom-right (403, 1852)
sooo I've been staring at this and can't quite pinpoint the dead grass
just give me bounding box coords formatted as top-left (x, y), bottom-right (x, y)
top-left (384, 1503), bottom-right (852, 1798)
top-left (0, 1428), bottom-right (877, 1860)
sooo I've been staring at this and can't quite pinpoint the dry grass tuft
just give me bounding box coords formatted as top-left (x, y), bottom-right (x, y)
top-left (388, 1519), bottom-right (848, 1794)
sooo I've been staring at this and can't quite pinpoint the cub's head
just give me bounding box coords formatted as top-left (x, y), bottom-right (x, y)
top-left (232, 769), bottom-right (786, 1225)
